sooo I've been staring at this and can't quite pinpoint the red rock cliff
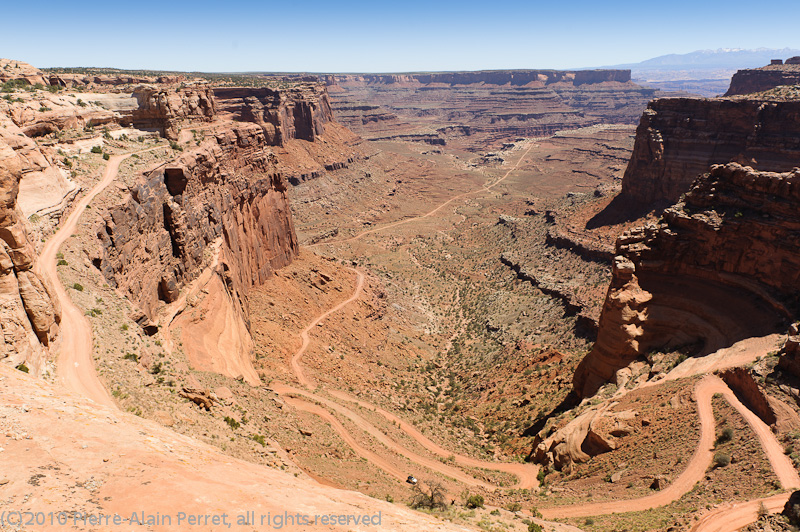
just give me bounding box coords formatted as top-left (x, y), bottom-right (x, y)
top-left (0, 127), bottom-right (61, 373)
top-left (130, 84), bottom-right (216, 140)
top-left (725, 63), bottom-right (800, 96)
top-left (575, 163), bottom-right (796, 397)
top-left (97, 124), bottom-right (297, 325)
top-left (213, 84), bottom-right (334, 145)
top-left (618, 97), bottom-right (800, 211)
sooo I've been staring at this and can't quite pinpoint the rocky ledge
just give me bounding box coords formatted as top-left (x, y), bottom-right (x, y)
top-left (575, 163), bottom-right (798, 397)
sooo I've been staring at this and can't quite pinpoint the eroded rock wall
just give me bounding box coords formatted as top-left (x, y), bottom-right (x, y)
top-left (618, 97), bottom-right (800, 210)
top-left (131, 85), bottom-right (216, 140)
top-left (97, 124), bottom-right (297, 324)
top-left (575, 163), bottom-right (797, 397)
top-left (213, 84), bottom-right (334, 146)
top-left (0, 130), bottom-right (60, 373)
top-left (726, 64), bottom-right (800, 96)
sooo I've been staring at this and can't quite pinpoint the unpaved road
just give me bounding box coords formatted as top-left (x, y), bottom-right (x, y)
top-left (277, 145), bottom-right (542, 491)
top-left (290, 267), bottom-right (365, 388)
top-left (36, 154), bottom-right (135, 408)
top-left (540, 375), bottom-right (800, 519)
top-left (37, 147), bottom-right (164, 408)
top-left (314, 140), bottom-right (536, 246)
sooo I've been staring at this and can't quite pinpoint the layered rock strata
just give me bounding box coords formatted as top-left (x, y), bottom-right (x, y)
top-left (617, 97), bottom-right (800, 211)
top-left (213, 84), bottom-right (334, 145)
top-left (726, 62), bottom-right (800, 96)
top-left (97, 124), bottom-right (297, 324)
top-left (130, 85), bottom-right (216, 140)
top-left (325, 70), bottom-right (659, 150)
top-left (575, 163), bottom-right (796, 397)
top-left (0, 128), bottom-right (60, 373)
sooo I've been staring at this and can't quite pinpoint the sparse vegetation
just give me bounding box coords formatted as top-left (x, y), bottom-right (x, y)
top-left (713, 452), bottom-right (731, 468)
top-left (410, 481), bottom-right (446, 510)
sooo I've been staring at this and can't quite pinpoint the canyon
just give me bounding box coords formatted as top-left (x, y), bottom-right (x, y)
top-left (1, 54), bottom-right (800, 532)
top-left (323, 69), bottom-right (665, 151)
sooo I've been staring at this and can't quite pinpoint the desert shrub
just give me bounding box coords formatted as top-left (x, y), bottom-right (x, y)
top-left (103, 153), bottom-right (110, 160)
top-left (72, 283), bottom-right (84, 291)
top-left (57, 259), bottom-right (68, 266)
top-left (465, 494), bottom-right (484, 509)
top-left (90, 145), bottom-right (102, 154)
top-left (506, 502), bottom-right (522, 513)
top-left (123, 352), bottom-right (138, 362)
top-left (713, 452), bottom-right (731, 468)
top-left (528, 524), bottom-right (543, 532)
top-left (16, 363), bottom-right (29, 373)
top-left (410, 481), bottom-right (446, 510)
top-left (224, 416), bottom-right (240, 430)
top-left (716, 427), bottom-right (734, 445)
top-left (251, 434), bottom-right (266, 447)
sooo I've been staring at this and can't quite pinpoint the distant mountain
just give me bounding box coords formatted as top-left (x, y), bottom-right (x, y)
top-left (605, 48), bottom-right (800, 72)
top-left (598, 48), bottom-right (800, 98)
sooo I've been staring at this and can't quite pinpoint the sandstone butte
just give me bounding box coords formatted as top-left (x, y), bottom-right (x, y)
top-left (573, 59), bottom-right (800, 400)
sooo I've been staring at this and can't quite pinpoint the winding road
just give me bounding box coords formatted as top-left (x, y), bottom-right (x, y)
top-left (36, 147), bottom-right (164, 408)
top-left (312, 140), bottom-right (537, 247)
top-left (45, 141), bottom-right (800, 530)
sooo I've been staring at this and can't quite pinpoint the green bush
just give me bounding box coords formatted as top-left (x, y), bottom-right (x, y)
top-left (716, 427), bottom-right (734, 445)
top-left (713, 452), bottom-right (731, 468)
top-left (123, 352), bottom-right (138, 362)
top-left (251, 434), bottom-right (266, 447)
top-left (15, 363), bottom-right (29, 373)
top-left (506, 502), bottom-right (522, 513)
top-left (90, 145), bottom-right (102, 154)
top-left (72, 283), bottom-right (84, 291)
top-left (57, 259), bottom-right (68, 266)
top-left (528, 523), bottom-right (543, 532)
top-left (465, 494), bottom-right (484, 509)
top-left (103, 153), bottom-right (110, 160)
top-left (224, 416), bottom-right (241, 430)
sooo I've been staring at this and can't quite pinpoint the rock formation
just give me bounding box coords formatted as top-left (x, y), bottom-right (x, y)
top-left (325, 69), bottom-right (659, 151)
top-left (131, 84), bottom-right (216, 140)
top-left (0, 58), bottom-right (49, 86)
top-left (214, 85), bottom-right (334, 145)
top-left (616, 97), bottom-right (800, 212)
top-left (0, 57), bottom-right (358, 383)
top-left (531, 404), bottom-right (639, 471)
top-left (98, 81), bottom-right (358, 384)
top-left (575, 163), bottom-right (796, 397)
top-left (0, 125), bottom-right (60, 374)
top-left (779, 325), bottom-right (800, 379)
top-left (726, 61), bottom-right (800, 96)
top-left (98, 124), bottom-right (298, 323)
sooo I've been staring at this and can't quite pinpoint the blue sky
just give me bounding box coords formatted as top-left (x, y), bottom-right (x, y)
top-left (3, 0), bottom-right (799, 72)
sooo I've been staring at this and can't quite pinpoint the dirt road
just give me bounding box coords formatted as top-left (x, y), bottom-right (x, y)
top-left (540, 375), bottom-right (800, 519)
top-left (290, 267), bottom-right (365, 388)
top-left (36, 147), bottom-right (165, 409)
top-left (276, 145), bottom-right (542, 491)
top-left (314, 140), bottom-right (536, 246)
